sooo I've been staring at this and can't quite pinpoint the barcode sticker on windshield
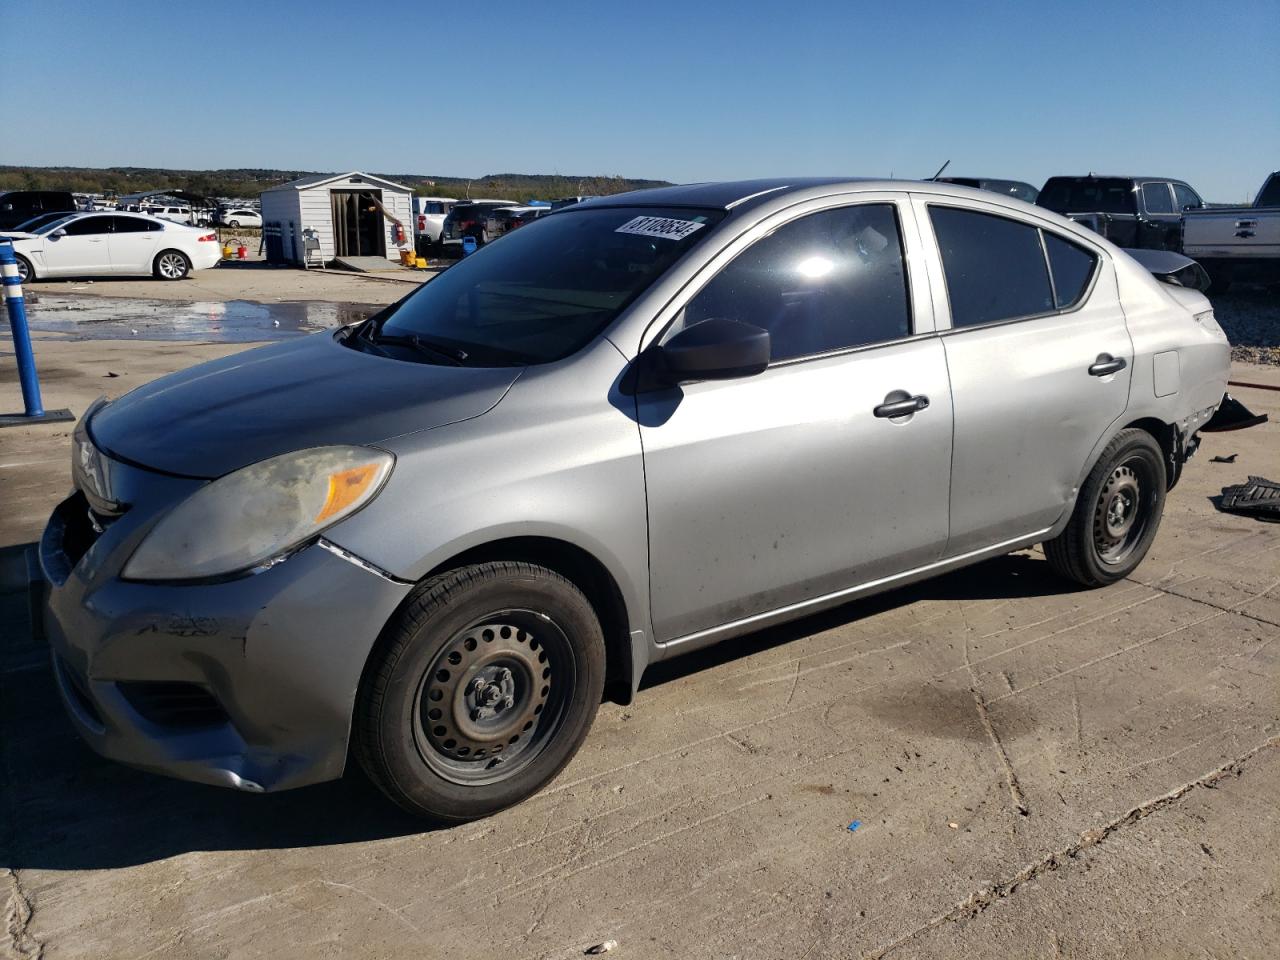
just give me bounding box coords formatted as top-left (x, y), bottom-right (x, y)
top-left (615, 216), bottom-right (706, 241)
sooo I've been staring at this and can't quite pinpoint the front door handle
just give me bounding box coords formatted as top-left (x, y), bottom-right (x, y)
top-left (1088, 354), bottom-right (1127, 377)
top-left (873, 394), bottom-right (930, 418)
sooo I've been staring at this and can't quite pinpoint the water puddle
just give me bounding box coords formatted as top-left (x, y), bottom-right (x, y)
top-left (26, 295), bottom-right (377, 342)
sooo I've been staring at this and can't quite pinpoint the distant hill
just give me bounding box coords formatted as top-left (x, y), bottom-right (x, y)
top-left (0, 166), bottom-right (673, 201)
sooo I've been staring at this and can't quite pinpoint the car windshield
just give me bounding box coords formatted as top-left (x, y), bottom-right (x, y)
top-left (371, 206), bottom-right (725, 364)
top-left (35, 215), bottom-right (78, 235)
top-left (10, 213), bottom-right (67, 233)
top-left (1038, 178), bottom-right (1135, 215)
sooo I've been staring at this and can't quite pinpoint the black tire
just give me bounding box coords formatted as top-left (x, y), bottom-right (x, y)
top-left (1044, 428), bottom-right (1166, 588)
top-left (13, 254), bottom-right (33, 283)
top-left (228, 220), bottom-right (240, 229)
top-left (354, 562), bottom-right (605, 822)
top-left (153, 250), bottom-right (191, 280)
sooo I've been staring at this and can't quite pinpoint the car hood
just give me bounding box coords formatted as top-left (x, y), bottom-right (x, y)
top-left (89, 332), bottom-right (522, 479)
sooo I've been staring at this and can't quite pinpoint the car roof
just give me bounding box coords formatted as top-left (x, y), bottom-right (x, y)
top-left (578, 178), bottom-right (871, 211)
top-left (1044, 174), bottom-right (1186, 183)
top-left (574, 176), bottom-right (1072, 217)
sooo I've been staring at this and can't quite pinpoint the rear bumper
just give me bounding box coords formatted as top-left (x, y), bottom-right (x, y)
top-left (190, 244), bottom-right (223, 272)
top-left (41, 493), bottom-right (413, 792)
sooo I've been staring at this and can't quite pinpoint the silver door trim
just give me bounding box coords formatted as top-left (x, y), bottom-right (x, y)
top-left (655, 526), bottom-right (1053, 657)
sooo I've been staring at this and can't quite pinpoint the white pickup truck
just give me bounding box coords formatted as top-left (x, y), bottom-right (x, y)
top-left (1182, 171), bottom-right (1280, 291)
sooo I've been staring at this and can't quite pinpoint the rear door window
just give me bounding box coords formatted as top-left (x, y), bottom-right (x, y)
top-left (680, 203), bottom-right (912, 362)
top-left (1141, 182), bottom-right (1175, 215)
top-left (111, 216), bottom-right (159, 233)
top-left (1171, 183), bottom-right (1202, 210)
top-left (1043, 233), bottom-right (1097, 308)
top-left (929, 207), bottom-right (1054, 327)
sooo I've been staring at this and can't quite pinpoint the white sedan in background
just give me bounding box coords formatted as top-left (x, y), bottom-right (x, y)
top-left (6, 212), bottom-right (222, 281)
top-left (219, 208), bottom-right (262, 228)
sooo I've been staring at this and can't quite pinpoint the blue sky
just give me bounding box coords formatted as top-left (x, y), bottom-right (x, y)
top-left (4, 0), bottom-right (1277, 200)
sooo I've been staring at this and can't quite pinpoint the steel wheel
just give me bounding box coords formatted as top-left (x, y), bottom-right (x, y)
top-left (1092, 458), bottom-right (1152, 566)
top-left (412, 609), bottom-right (574, 786)
top-left (155, 251), bottom-right (190, 280)
top-left (1045, 428), bottom-right (1166, 588)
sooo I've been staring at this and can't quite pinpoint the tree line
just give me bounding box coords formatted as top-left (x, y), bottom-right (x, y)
top-left (0, 166), bottom-right (672, 201)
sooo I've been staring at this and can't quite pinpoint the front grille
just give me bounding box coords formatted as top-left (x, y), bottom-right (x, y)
top-left (118, 682), bottom-right (228, 729)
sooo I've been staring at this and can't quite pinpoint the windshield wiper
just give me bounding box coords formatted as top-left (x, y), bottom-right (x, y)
top-left (370, 333), bottom-right (468, 365)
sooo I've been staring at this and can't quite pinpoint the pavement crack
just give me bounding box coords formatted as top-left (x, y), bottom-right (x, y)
top-left (861, 735), bottom-right (1280, 960)
top-left (963, 635), bottom-right (1028, 818)
top-left (1129, 574), bottom-right (1280, 628)
top-left (2, 868), bottom-right (43, 960)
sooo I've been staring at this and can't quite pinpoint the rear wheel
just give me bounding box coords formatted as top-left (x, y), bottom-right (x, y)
top-left (153, 250), bottom-right (191, 280)
top-left (355, 562), bottom-right (605, 822)
top-left (1044, 428), bottom-right (1166, 587)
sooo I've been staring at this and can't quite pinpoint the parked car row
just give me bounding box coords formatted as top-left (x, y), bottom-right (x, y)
top-left (436, 200), bottom-right (548, 255)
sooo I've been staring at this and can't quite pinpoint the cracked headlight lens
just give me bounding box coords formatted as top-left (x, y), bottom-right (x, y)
top-left (122, 446), bottom-right (393, 582)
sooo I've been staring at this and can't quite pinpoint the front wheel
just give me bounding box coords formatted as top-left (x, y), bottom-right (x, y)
top-left (354, 562), bottom-right (605, 822)
top-left (13, 254), bottom-right (33, 283)
top-left (1044, 428), bottom-right (1166, 588)
top-left (153, 250), bottom-right (191, 280)
top-left (228, 220), bottom-right (240, 229)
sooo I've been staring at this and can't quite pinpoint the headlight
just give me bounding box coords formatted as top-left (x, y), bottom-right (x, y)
top-left (122, 446), bottom-right (394, 582)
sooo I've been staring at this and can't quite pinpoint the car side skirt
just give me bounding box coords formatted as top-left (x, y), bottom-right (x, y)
top-left (653, 527), bottom-right (1055, 661)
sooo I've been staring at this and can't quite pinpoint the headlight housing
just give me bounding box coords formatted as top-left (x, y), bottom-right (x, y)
top-left (122, 446), bottom-right (394, 582)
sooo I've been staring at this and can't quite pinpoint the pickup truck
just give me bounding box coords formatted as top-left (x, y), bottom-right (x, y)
top-left (1037, 175), bottom-right (1205, 251)
top-left (1181, 171), bottom-right (1280, 291)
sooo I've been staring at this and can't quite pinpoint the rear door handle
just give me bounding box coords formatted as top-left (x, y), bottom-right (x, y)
top-left (1088, 354), bottom-right (1127, 377)
top-left (873, 394), bottom-right (930, 418)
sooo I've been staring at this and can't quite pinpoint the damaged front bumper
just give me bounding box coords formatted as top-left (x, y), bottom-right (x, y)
top-left (41, 488), bottom-right (412, 792)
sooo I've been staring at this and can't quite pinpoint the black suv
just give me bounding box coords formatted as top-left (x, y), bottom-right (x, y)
top-left (0, 190), bottom-right (77, 231)
top-left (1037, 176), bottom-right (1205, 250)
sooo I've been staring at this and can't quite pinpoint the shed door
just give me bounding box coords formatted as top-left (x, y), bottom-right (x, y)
top-left (331, 189), bottom-right (386, 258)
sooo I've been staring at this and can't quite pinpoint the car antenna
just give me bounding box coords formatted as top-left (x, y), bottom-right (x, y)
top-left (928, 160), bottom-right (951, 181)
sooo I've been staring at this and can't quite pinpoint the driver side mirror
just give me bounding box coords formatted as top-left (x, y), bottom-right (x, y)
top-left (51, 228), bottom-right (66, 238)
top-left (658, 317), bottom-right (771, 384)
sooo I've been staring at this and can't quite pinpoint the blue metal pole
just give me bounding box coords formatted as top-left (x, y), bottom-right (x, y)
top-left (1, 240), bottom-right (46, 417)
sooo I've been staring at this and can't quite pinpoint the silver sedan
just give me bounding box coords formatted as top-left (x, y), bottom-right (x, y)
top-left (42, 178), bottom-right (1230, 821)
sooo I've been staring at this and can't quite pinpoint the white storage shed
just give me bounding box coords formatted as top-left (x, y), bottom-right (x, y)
top-left (259, 171), bottom-right (414, 266)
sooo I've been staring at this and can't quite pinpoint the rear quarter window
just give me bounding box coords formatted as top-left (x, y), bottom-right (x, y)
top-left (1043, 233), bottom-right (1097, 309)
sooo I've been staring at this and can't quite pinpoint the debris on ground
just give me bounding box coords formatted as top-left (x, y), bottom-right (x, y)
top-left (1217, 476), bottom-right (1280, 522)
top-left (1211, 454), bottom-right (1238, 463)
top-left (948, 821), bottom-right (960, 830)
top-left (586, 940), bottom-right (618, 954)
top-left (847, 820), bottom-right (861, 832)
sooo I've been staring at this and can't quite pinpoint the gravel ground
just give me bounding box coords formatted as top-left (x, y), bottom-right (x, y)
top-left (1211, 284), bottom-right (1280, 365)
